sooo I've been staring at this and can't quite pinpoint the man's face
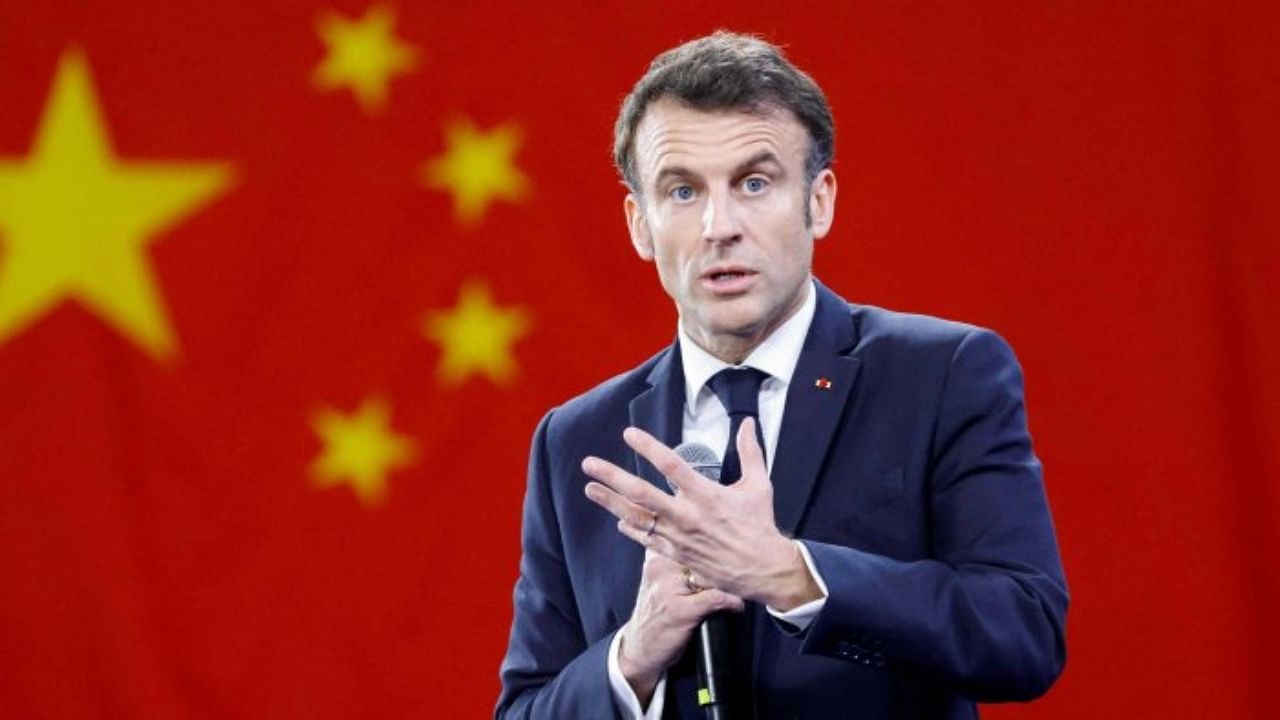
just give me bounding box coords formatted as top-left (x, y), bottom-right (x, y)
top-left (624, 99), bottom-right (836, 361)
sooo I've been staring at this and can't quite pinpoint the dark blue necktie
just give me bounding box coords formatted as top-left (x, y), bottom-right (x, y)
top-left (702, 367), bottom-right (770, 713)
top-left (707, 367), bottom-right (769, 484)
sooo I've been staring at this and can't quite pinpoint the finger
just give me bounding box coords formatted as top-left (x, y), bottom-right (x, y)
top-left (642, 550), bottom-right (684, 573)
top-left (621, 427), bottom-right (715, 498)
top-left (693, 589), bottom-right (746, 614)
top-left (735, 417), bottom-right (768, 486)
top-left (616, 517), bottom-right (679, 558)
top-left (584, 481), bottom-right (665, 533)
top-left (582, 455), bottom-right (678, 515)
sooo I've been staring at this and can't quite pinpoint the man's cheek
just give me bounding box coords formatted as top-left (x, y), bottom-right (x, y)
top-left (655, 263), bottom-right (684, 301)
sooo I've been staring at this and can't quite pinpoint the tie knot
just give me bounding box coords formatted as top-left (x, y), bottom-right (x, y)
top-left (707, 367), bottom-right (769, 418)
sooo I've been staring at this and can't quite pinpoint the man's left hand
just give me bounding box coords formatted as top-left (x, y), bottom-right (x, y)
top-left (582, 419), bottom-right (821, 611)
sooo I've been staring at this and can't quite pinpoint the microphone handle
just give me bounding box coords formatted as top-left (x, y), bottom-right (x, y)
top-left (696, 611), bottom-right (734, 719)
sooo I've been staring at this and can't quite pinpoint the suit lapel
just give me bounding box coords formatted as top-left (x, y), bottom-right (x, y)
top-left (606, 344), bottom-right (685, 626)
top-left (627, 341), bottom-right (686, 492)
top-left (771, 282), bottom-right (862, 535)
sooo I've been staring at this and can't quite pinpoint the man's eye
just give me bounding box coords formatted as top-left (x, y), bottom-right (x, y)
top-left (743, 177), bottom-right (769, 194)
top-left (670, 186), bottom-right (695, 201)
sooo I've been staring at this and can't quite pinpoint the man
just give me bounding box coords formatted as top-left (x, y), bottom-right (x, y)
top-left (497, 31), bottom-right (1067, 719)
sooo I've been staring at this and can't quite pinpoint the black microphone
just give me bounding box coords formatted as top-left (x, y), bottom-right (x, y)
top-left (674, 442), bottom-right (734, 720)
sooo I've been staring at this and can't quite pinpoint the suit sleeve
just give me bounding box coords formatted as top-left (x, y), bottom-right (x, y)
top-left (495, 411), bottom-right (624, 719)
top-left (797, 329), bottom-right (1069, 701)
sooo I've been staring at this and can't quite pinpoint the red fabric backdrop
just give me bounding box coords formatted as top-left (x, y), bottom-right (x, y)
top-left (1, 1), bottom-right (1276, 717)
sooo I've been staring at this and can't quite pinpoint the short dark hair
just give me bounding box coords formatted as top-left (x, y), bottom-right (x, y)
top-left (613, 31), bottom-right (835, 194)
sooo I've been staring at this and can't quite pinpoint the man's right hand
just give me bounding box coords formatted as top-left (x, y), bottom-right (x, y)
top-left (617, 551), bottom-right (745, 706)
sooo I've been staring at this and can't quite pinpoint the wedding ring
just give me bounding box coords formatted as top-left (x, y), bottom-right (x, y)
top-left (645, 512), bottom-right (659, 537)
top-left (682, 567), bottom-right (703, 594)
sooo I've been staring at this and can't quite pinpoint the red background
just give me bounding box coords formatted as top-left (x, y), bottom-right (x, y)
top-left (1, 1), bottom-right (1276, 717)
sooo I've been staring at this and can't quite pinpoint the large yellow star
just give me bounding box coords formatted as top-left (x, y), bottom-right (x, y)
top-left (309, 396), bottom-right (417, 506)
top-left (421, 118), bottom-right (530, 224)
top-left (422, 279), bottom-right (532, 387)
top-left (312, 4), bottom-right (420, 113)
top-left (0, 49), bottom-right (233, 359)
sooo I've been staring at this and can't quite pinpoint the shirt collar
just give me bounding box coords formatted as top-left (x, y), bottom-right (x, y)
top-left (678, 278), bottom-right (816, 412)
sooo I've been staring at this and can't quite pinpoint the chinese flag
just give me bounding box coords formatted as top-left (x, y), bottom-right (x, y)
top-left (0, 2), bottom-right (1275, 718)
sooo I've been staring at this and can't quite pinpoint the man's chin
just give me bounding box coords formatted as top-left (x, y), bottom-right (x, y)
top-left (705, 315), bottom-right (773, 345)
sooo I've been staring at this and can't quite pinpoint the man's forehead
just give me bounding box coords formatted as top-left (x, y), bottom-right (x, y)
top-left (633, 98), bottom-right (807, 182)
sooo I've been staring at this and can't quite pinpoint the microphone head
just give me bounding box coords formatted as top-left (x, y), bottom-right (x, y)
top-left (674, 441), bottom-right (722, 484)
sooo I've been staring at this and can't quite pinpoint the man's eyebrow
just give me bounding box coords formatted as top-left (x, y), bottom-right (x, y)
top-left (733, 150), bottom-right (783, 176)
top-left (652, 165), bottom-right (695, 188)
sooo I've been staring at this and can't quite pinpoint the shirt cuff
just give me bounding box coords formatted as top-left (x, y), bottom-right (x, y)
top-left (765, 540), bottom-right (830, 633)
top-left (607, 627), bottom-right (667, 720)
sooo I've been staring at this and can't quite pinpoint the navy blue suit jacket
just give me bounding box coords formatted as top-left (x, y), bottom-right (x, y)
top-left (497, 282), bottom-right (1068, 719)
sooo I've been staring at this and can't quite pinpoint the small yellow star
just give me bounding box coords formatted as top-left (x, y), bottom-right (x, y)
top-left (312, 3), bottom-right (420, 113)
top-left (421, 118), bottom-right (530, 224)
top-left (422, 279), bottom-right (532, 387)
top-left (0, 48), bottom-right (234, 359)
top-left (309, 396), bottom-right (417, 506)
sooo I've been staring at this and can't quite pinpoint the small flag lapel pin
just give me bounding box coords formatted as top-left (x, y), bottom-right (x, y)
top-left (814, 377), bottom-right (833, 390)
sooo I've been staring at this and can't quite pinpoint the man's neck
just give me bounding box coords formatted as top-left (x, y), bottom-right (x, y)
top-left (682, 283), bottom-right (812, 365)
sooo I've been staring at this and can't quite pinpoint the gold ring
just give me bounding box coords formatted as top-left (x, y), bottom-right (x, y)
top-left (645, 512), bottom-right (658, 537)
top-left (682, 567), bottom-right (702, 594)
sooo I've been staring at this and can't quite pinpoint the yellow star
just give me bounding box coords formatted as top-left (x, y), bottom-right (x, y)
top-left (0, 49), bottom-right (234, 359)
top-left (312, 3), bottom-right (420, 113)
top-left (309, 396), bottom-right (417, 506)
top-left (421, 118), bottom-right (530, 224)
top-left (423, 279), bottom-right (532, 387)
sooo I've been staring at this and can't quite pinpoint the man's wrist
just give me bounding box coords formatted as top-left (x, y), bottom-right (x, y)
top-left (617, 629), bottom-right (661, 706)
top-left (757, 537), bottom-right (823, 611)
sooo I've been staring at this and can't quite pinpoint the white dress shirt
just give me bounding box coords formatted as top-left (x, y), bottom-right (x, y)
top-left (607, 279), bottom-right (831, 719)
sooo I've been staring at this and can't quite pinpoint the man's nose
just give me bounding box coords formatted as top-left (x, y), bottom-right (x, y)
top-left (701, 189), bottom-right (742, 245)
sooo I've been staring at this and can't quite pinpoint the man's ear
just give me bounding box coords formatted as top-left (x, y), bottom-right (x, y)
top-left (808, 169), bottom-right (837, 240)
top-left (624, 193), bottom-right (654, 260)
